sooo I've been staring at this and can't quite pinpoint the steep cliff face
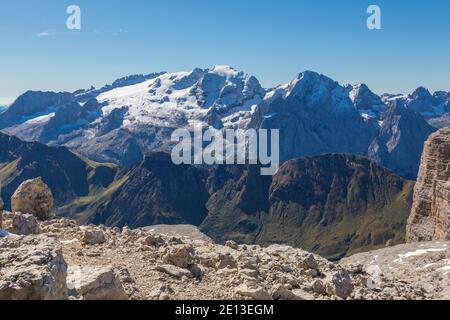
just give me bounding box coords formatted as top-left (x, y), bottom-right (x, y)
top-left (89, 152), bottom-right (210, 227)
top-left (407, 127), bottom-right (450, 242)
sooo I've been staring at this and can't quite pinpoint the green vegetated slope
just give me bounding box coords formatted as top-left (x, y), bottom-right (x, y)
top-left (0, 132), bottom-right (118, 210)
top-left (201, 154), bottom-right (414, 260)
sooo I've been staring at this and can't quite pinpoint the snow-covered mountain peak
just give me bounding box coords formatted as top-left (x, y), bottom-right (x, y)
top-left (345, 83), bottom-right (385, 119)
top-left (287, 71), bottom-right (338, 96)
top-left (380, 87), bottom-right (449, 124)
top-left (264, 71), bottom-right (361, 115)
top-left (263, 71), bottom-right (330, 101)
top-left (73, 72), bottom-right (166, 103)
top-left (346, 83), bottom-right (371, 99)
top-left (276, 71), bottom-right (354, 113)
top-left (94, 66), bottom-right (264, 129)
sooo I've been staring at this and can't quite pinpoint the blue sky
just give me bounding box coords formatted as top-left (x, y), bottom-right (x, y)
top-left (0, 0), bottom-right (449, 104)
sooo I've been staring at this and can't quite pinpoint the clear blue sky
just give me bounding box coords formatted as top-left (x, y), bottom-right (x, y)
top-left (0, 0), bottom-right (449, 104)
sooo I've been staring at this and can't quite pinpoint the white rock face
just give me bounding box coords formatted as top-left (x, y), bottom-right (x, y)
top-left (11, 178), bottom-right (54, 221)
top-left (0, 235), bottom-right (68, 300)
top-left (66, 265), bottom-right (128, 300)
top-left (143, 224), bottom-right (213, 243)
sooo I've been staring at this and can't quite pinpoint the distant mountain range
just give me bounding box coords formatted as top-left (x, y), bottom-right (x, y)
top-left (0, 66), bottom-right (447, 179)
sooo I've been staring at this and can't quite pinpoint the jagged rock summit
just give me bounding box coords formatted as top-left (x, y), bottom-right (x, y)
top-left (407, 126), bottom-right (450, 242)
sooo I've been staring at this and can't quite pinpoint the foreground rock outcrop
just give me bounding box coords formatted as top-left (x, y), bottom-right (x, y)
top-left (407, 127), bottom-right (450, 242)
top-left (0, 234), bottom-right (68, 300)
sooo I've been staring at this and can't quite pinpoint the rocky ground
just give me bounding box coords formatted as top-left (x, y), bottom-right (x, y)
top-left (407, 126), bottom-right (450, 242)
top-left (1, 213), bottom-right (448, 300)
top-left (342, 241), bottom-right (450, 299)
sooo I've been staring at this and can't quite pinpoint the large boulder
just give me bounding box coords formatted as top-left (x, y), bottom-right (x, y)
top-left (11, 178), bottom-right (54, 221)
top-left (66, 265), bottom-right (128, 300)
top-left (0, 235), bottom-right (68, 300)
